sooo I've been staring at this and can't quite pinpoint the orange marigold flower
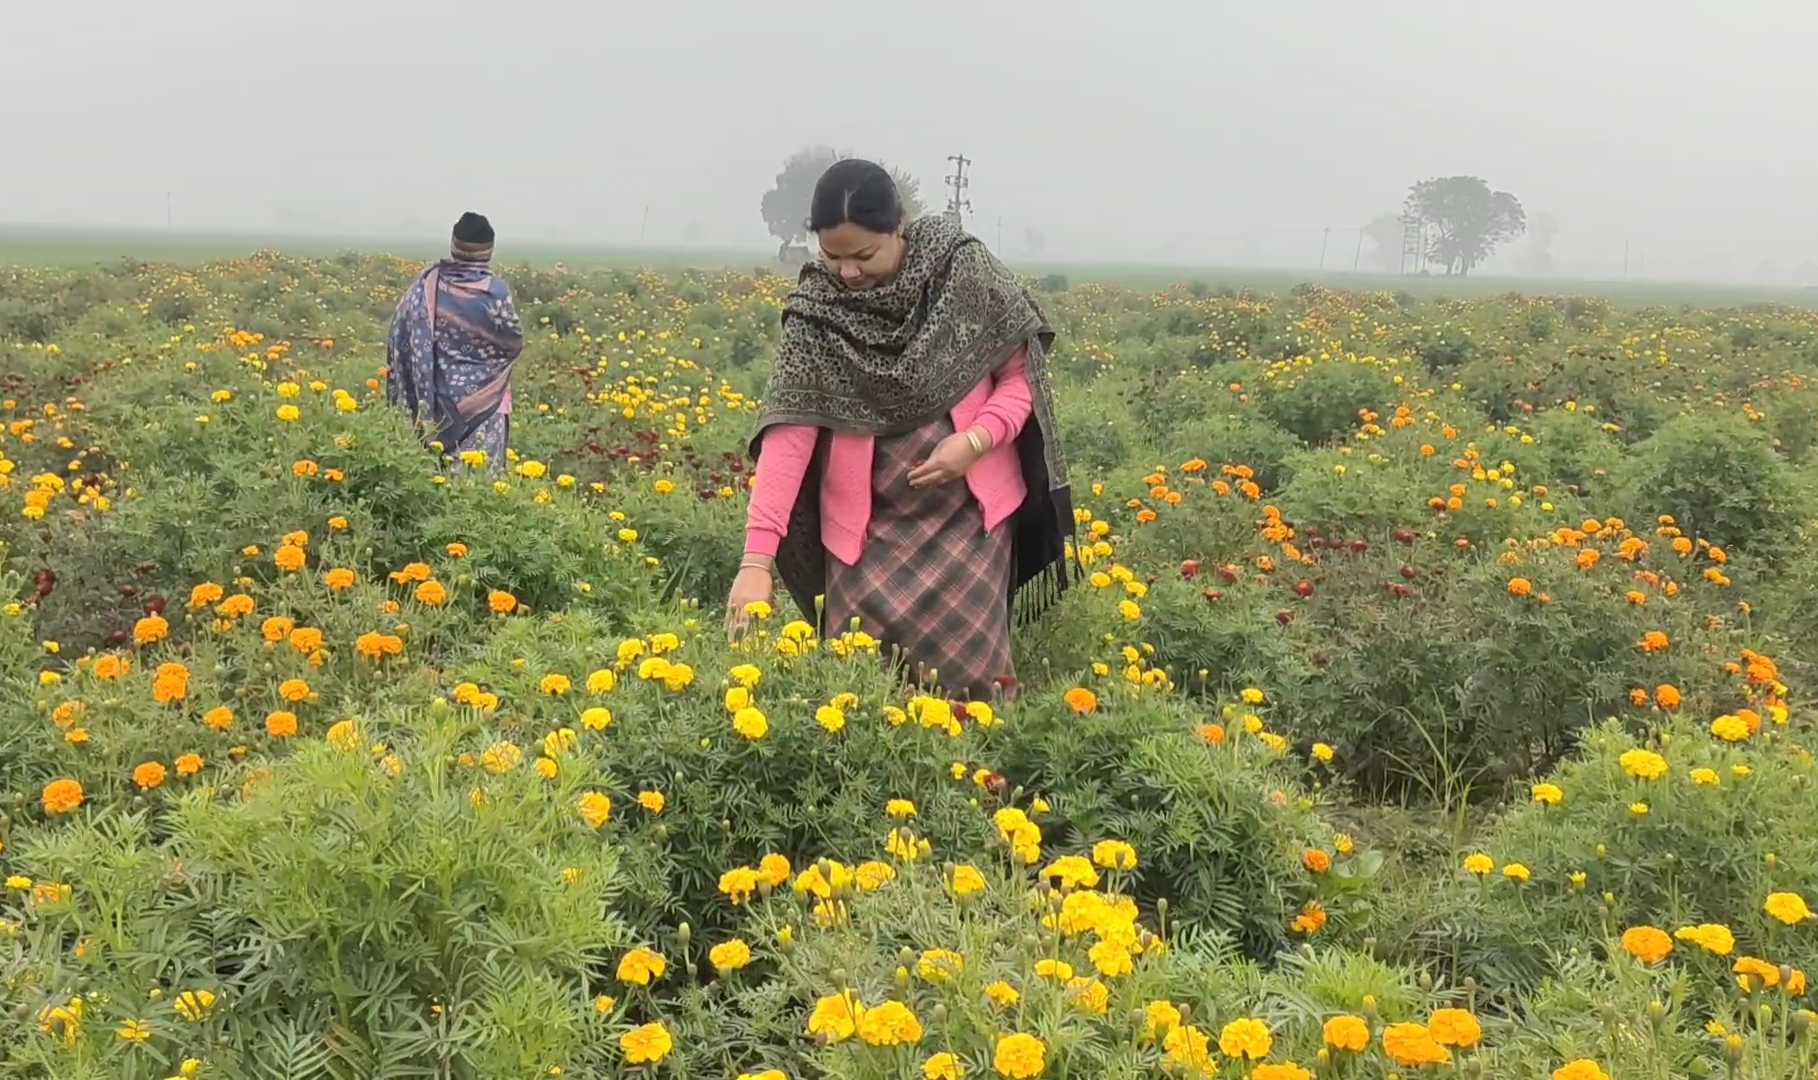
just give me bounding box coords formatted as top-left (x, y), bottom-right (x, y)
top-left (278, 678), bottom-right (310, 702)
top-left (1064, 687), bottom-right (1098, 714)
top-left (1507, 577), bottom-right (1533, 597)
top-left (1302, 849), bottom-right (1331, 874)
top-left (265, 710), bottom-right (299, 738)
top-left (217, 594), bottom-right (255, 619)
top-left (133, 614), bottom-right (170, 645)
top-left (1198, 723), bottom-right (1227, 745)
top-left (1639, 630), bottom-right (1669, 653)
top-left (323, 567), bottom-right (356, 592)
top-left (133, 761), bottom-right (168, 790)
top-left (273, 545), bottom-right (307, 573)
top-left (93, 654), bottom-right (131, 681)
top-left (288, 626), bottom-right (324, 654)
top-left (202, 706), bottom-right (234, 731)
top-left (1655, 684), bottom-right (1682, 710)
top-left (175, 753), bottom-right (204, 777)
top-left (261, 616), bottom-right (294, 642)
top-left (41, 778), bottom-right (84, 815)
top-left (413, 580), bottom-right (448, 606)
top-left (488, 590), bottom-right (518, 614)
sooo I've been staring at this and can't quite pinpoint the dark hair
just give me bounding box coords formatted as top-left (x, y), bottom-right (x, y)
top-left (452, 211), bottom-right (494, 244)
top-left (808, 159), bottom-right (904, 233)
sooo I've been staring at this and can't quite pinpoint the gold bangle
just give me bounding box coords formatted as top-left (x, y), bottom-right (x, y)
top-left (740, 560), bottom-right (774, 576)
top-left (965, 430), bottom-right (987, 455)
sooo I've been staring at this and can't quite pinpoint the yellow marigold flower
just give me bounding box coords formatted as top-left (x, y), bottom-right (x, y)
top-left (616, 946), bottom-right (666, 986)
top-left (619, 1022), bottom-right (672, 1065)
top-left (993, 1032), bottom-right (1046, 1079)
top-left (539, 673), bottom-right (572, 696)
top-left (922, 1052), bottom-right (963, 1080)
top-left (1501, 863), bottom-right (1532, 883)
top-left (856, 1000), bottom-right (923, 1047)
top-left (1092, 839), bottom-right (1138, 871)
top-left (173, 989), bottom-right (216, 1022)
top-left (709, 938), bottom-right (753, 973)
top-left (637, 790), bottom-right (665, 813)
top-left (578, 792), bottom-right (612, 829)
top-left (1766, 891), bottom-right (1814, 926)
top-left (1462, 853), bottom-right (1494, 876)
top-left (1531, 782), bottom-right (1563, 805)
top-left (733, 707), bottom-right (769, 740)
top-left (949, 864), bottom-right (986, 897)
top-left (1711, 714), bottom-right (1752, 742)
top-left (807, 990), bottom-right (864, 1042)
top-left (1552, 1060), bottom-right (1610, 1080)
top-left (1218, 1016), bottom-right (1273, 1060)
top-left (1619, 748), bottom-right (1668, 780)
top-left (580, 707), bottom-right (613, 731)
top-left (1675, 922), bottom-right (1736, 956)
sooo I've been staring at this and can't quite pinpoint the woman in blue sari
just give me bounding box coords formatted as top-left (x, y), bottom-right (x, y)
top-left (386, 212), bottom-right (525, 469)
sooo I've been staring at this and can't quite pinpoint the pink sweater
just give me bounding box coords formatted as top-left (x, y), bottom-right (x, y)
top-left (746, 347), bottom-right (1035, 566)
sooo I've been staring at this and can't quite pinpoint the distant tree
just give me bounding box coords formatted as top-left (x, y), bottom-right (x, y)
top-left (760, 148), bottom-right (925, 260)
top-left (1362, 213), bottom-right (1406, 272)
top-left (1518, 211), bottom-right (1559, 274)
top-left (1404, 176), bottom-right (1526, 276)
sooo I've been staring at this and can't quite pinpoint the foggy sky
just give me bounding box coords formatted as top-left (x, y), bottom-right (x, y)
top-left (8, 0), bottom-right (1818, 279)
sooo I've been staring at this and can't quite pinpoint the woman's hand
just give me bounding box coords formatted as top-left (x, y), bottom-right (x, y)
top-left (908, 429), bottom-right (988, 489)
top-left (725, 564), bottom-right (775, 641)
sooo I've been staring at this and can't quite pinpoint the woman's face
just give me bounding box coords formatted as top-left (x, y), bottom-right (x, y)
top-left (816, 222), bottom-right (906, 290)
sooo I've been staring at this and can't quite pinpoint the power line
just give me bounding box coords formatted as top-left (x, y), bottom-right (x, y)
top-left (943, 154), bottom-right (972, 224)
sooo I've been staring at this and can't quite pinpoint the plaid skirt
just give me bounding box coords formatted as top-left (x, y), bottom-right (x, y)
top-left (825, 421), bottom-right (1014, 701)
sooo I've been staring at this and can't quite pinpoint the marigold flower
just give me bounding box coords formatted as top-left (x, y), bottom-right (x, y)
top-left (1507, 577), bottom-right (1533, 597)
top-left (487, 590), bottom-right (518, 614)
top-left (41, 778), bottom-right (83, 815)
top-left (1381, 1022), bottom-right (1451, 1067)
top-left (578, 792), bottom-right (612, 829)
top-left (1621, 925), bottom-right (1673, 964)
top-left (1552, 1061), bottom-right (1610, 1080)
top-left (709, 938), bottom-right (753, 973)
top-left (1619, 748), bottom-right (1668, 781)
top-left (857, 1000), bottom-right (923, 1046)
top-left (265, 710), bottom-right (299, 738)
top-left (1303, 848), bottom-right (1332, 874)
top-left (1064, 687), bottom-right (1098, 714)
top-left (1218, 1016), bottom-right (1272, 1060)
top-left (807, 990), bottom-right (864, 1042)
top-left (174, 753), bottom-right (204, 777)
top-left (993, 1032), bottom-right (1046, 1078)
top-left (1428, 1007), bottom-right (1481, 1048)
top-left (619, 1021), bottom-right (672, 1065)
top-left (637, 790), bottom-right (665, 813)
top-left (1766, 891), bottom-right (1814, 926)
top-left (1462, 853), bottom-right (1494, 876)
top-left (923, 1052), bottom-right (963, 1080)
top-left (1322, 1014), bottom-right (1369, 1051)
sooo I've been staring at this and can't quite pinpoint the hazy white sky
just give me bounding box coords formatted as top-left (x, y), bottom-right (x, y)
top-left (7, 0), bottom-right (1818, 277)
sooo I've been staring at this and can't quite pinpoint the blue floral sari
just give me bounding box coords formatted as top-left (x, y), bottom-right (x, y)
top-left (385, 260), bottom-right (525, 468)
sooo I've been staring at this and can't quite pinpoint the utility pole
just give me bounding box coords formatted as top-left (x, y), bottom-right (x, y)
top-left (640, 205), bottom-right (650, 240)
top-left (943, 154), bottom-right (972, 224)
top-left (1318, 227), bottom-right (1331, 272)
top-left (1352, 227), bottom-right (1364, 272)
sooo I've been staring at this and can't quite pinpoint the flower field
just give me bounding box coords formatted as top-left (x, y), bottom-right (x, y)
top-left (5, 255), bottom-right (1818, 1078)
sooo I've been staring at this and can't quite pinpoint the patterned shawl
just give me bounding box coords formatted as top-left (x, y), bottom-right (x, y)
top-left (386, 259), bottom-right (525, 464)
top-left (753, 215), bottom-right (1074, 625)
